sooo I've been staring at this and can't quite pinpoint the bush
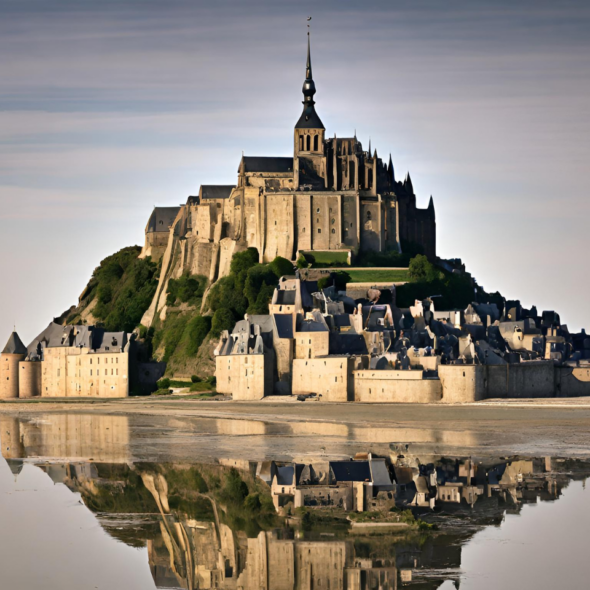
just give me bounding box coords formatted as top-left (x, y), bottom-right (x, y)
top-left (157, 378), bottom-right (171, 389)
top-left (269, 256), bottom-right (294, 278)
top-left (189, 382), bottom-right (213, 392)
top-left (408, 254), bottom-right (438, 283)
top-left (206, 376), bottom-right (216, 386)
top-left (211, 308), bottom-right (236, 337)
top-left (296, 253), bottom-right (309, 269)
top-left (166, 273), bottom-right (207, 306)
top-left (191, 375), bottom-right (202, 383)
top-left (90, 247), bottom-right (159, 333)
top-left (185, 315), bottom-right (212, 356)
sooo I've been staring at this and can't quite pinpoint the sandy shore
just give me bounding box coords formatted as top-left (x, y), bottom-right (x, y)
top-left (2, 396), bottom-right (590, 462)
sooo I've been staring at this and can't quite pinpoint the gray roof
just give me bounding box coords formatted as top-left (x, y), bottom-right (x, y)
top-left (241, 156), bottom-right (293, 174)
top-left (26, 322), bottom-right (129, 359)
top-left (200, 185), bottom-right (234, 200)
top-left (146, 207), bottom-right (181, 233)
top-left (2, 332), bottom-right (27, 355)
top-left (274, 314), bottom-right (294, 339)
top-left (330, 461), bottom-right (371, 483)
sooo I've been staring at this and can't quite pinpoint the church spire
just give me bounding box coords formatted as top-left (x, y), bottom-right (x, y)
top-left (388, 154), bottom-right (395, 183)
top-left (295, 31), bottom-right (324, 130)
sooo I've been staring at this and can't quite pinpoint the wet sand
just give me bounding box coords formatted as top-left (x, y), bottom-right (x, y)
top-left (2, 397), bottom-right (590, 462)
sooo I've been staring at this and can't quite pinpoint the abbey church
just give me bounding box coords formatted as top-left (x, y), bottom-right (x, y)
top-left (141, 34), bottom-right (436, 279)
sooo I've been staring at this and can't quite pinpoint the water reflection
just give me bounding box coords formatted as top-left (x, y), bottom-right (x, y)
top-left (2, 435), bottom-right (589, 589)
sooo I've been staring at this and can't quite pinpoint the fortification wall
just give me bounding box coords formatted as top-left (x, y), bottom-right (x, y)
top-left (342, 194), bottom-right (359, 249)
top-left (486, 362), bottom-right (554, 398)
top-left (295, 194), bottom-right (312, 251)
top-left (0, 353), bottom-right (25, 399)
top-left (438, 365), bottom-right (486, 403)
top-left (18, 361), bottom-right (41, 398)
top-left (292, 357), bottom-right (352, 401)
top-left (354, 370), bottom-right (442, 403)
top-left (556, 366), bottom-right (590, 397)
top-left (264, 194), bottom-right (295, 262)
top-left (216, 353), bottom-right (268, 400)
top-left (359, 200), bottom-right (381, 252)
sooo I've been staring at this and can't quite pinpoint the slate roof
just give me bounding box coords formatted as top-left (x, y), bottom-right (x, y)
top-left (241, 156), bottom-right (294, 174)
top-left (274, 314), bottom-right (294, 339)
top-left (146, 207), bottom-right (181, 233)
top-left (276, 464), bottom-right (304, 486)
top-left (276, 290), bottom-right (296, 305)
top-left (200, 185), bottom-right (234, 200)
top-left (2, 332), bottom-right (27, 355)
top-left (295, 105), bottom-right (325, 129)
top-left (300, 281), bottom-right (319, 309)
top-left (330, 461), bottom-right (372, 483)
top-left (329, 333), bottom-right (367, 355)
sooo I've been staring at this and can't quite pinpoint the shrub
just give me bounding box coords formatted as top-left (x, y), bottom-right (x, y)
top-left (408, 254), bottom-right (438, 283)
top-left (191, 375), bottom-right (202, 383)
top-left (211, 308), bottom-right (236, 337)
top-left (206, 376), bottom-right (216, 386)
top-left (166, 273), bottom-right (207, 306)
top-left (296, 253), bottom-right (309, 269)
top-left (185, 315), bottom-right (212, 356)
top-left (317, 276), bottom-right (331, 290)
top-left (157, 378), bottom-right (171, 389)
top-left (269, 256), bottom-right (294, 278)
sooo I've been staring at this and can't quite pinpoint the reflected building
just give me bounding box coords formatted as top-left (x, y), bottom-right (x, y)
top-left (0, 414), bottom-right (130, 463)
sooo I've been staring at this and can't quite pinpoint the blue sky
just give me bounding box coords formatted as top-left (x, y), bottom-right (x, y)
top-left (1, 0), bottom-right (589, 343)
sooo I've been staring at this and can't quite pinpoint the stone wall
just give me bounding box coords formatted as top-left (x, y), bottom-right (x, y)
top-left (215, 353), bottom-right (270, 400)
top-left (294, 330), bottom-right (329, 359)
top-left (292, 357), bottom-right (353, 401)
top-left (354, 370), bottom-right (442, 403)
top-left (486, 362), bottom-right (555, 398)
top-left (438, 365), bottom-right (486, 403)
top-left (18, 361), bottom-right (41, 398)
top-left (40, 347), bottom-right (129, 398)
top-left (0, 353), bottom-right (25, 399)
top-left (556, 366), bottom-right (590, 397)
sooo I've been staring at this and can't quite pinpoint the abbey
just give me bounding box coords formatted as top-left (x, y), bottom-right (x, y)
top-left (141, 34), bottom-right (435, 275)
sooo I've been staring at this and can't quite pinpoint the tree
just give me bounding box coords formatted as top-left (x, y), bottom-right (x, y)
top-left (269, 256), bottom-right (294, 278)
top-left (408, 254), bottom-right (437, 283)
top-left (211, 308), bottom-right (236, 337)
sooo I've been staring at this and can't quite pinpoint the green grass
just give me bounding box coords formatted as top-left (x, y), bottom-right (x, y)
top-left (304, 250), bottom-right (350, 266)
top-left (346, 269), bottom-right (409, 283)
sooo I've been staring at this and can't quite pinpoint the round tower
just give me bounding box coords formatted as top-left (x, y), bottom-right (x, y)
top-left (19, 361), bottom-right (41, 398)
top-left (0, 331), bottom-right (27, 399)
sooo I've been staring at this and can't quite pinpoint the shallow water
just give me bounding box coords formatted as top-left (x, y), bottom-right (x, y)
top-left (1, 414), bottom-right (589, 589)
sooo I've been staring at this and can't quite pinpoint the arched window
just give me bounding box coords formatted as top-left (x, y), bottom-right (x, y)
top-left (313, 135), bottom-right (319, 151)
top-left (331, 228), bottom-right (336, 234)
top-left (306, 135), bottom-right (310, 151)
top-left (299, 135), bottom-right (304, 151)
top-left (366, 211), bottom-right (372, 221)
top-left (368, 169), bottom-right (373, 189)
top-left (316, 207), bottom-right (320, 213)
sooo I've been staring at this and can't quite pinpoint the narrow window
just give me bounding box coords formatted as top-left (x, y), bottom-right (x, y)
top-left (299, 135), bottom-right (304, 151)
top-left (331, 229), bottom-right (335, 234)
top-left (318, 228), bottom-right (321, 234)
top-left (316, 207), bottom-right (320, 213)
top-left (306, 135), bottom-right (310, 151)
top-left (313, 135), bottom-right (319, 151)
top-left (116, 369), bottom-right (118, 375)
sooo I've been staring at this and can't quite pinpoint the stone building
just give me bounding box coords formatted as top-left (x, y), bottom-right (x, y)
top-left (215, 270), bottom-right (590, 403)
top-left (139, 33), bottom-right (436, 328)
top-left (0, 323), bottom-right (135, 399)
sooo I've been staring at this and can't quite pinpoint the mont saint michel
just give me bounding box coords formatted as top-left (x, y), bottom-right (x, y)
top-left (1, 4), bottom-right (590, 590)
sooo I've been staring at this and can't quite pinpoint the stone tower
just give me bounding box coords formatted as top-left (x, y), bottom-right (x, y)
top-left (0, 331), bottom-right (27, 399)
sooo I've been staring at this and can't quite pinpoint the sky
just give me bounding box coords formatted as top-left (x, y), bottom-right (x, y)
top-left (1, 0), bottom-right (589, 344)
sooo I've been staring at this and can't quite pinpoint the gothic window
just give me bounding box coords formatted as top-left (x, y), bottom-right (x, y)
top-left (313, 135), bottom-right (319, 151)
top-left (366, 211), bottom-right (372, 221)
top-left (299, 135), bottom-right (304, 151)
top-left (306, 135), bottom-right (310, 151)
top-left (368, 169), bottom-right (373, 189)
